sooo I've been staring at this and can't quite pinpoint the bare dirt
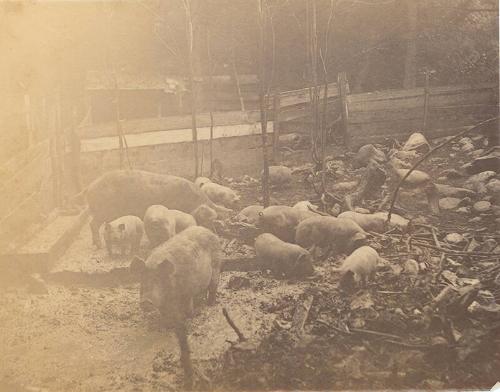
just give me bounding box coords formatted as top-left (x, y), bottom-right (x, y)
top-left (1, 137), bottom-right (499, 391)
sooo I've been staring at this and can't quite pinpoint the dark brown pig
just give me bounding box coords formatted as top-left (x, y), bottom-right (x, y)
top-left (257, 205), bottom-right (305, 243)
top-left (255, 233), bottom-right (314, 278)
top-left (295, 216), bottom-right (367, 256)
top-left (143, 205), bottom-right (177, 248)
top-left (103, 215), bottom-right (144, 256)
top-left (130, 226), bottom-right (222, 389)
top-left (83, 170), bottom-right (231, 248)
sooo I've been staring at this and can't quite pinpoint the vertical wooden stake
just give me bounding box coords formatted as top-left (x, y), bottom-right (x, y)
top-left (337, 72), bottom-right (349, 148)
top-left (272, 90), bottom-right (281, 164)
top-left (70, 107), bottom-right (82, 193)
top-left (422, 70), bottom-right (431, 134)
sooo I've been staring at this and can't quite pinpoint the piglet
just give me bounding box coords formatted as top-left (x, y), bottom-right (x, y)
top-left (295, 216), bottom-right (367, 256)
top-left (236, 205), bottom-right (264, 225)
top-left (201, 182), bottom-right (240, 208)
top-left (144, 205), bottom-right (176, 248)
top-left (257, 205), bottom-right (305, 243)
top-left (103, 215), bottom-right (144, 256)
top-left (255, 233), bottom-right (314, 278)
top-left (338, 246), bottom-right (379, 291)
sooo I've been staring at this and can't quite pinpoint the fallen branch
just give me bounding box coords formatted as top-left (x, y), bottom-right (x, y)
top-left (412, 240), bottom-right (499, 256)
top-left (387, 117), bottom-right (499, 223)
top-left (223, 307), bottom-right (247, 342)
top-left (291, 294), bottom-right (314, 335)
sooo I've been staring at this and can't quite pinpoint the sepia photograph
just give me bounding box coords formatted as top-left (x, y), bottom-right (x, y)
top-left (0, 0), bottom-right (499, 391)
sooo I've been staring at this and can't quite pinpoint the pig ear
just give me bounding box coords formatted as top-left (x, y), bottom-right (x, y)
top-left (159, 259), bottom-right (175, 275)
top-left (130, 256), bottom-right (146, 275)
top-left (118, 223), bottom-right (126, 231)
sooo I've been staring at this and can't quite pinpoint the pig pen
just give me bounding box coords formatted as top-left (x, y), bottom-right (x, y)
top-left (1, 135), bottom-right (500, 391)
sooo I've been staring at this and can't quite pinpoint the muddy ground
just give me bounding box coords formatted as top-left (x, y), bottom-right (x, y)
top-left (0, 136), bottom-right (499, 391)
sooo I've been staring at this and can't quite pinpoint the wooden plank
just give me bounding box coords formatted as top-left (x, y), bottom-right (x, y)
top-left (348, 82), bottom-right (496, 104)
top-left (0, 208), bottom-right (89, 274)
top-left (348, 108), bottom-right (495, 143)
top-left (348, 103), bottom-right (496, 125)
top-left (78, 110), bottom-right (263, 139)
top-left (278, 82), bottom-right (339, 108)
top-left (279, 98), bottom-right (340, 122)
top-left (348, 88), bottom-right (497, 113)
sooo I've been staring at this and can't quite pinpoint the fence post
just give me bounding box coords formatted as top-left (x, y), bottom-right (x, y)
top-left (272, 90), bottom-right (281, 163)
top-left (69, 107), bottom-right (82, 193)
top-left (422, 69), bottom-right (431, 134)
top-left (337, 72), bottom-right (350, 147)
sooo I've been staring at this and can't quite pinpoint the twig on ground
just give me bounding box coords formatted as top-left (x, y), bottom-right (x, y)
top-left (223, 307), bottom-right (247, 342)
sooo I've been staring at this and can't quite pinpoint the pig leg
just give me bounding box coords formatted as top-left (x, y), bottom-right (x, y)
top-left (90, 218), bottom-right (103, 248)
top-left (207, 267), bottom-right (220, 306)
top-left (174, 323), bottom-right (194, 390)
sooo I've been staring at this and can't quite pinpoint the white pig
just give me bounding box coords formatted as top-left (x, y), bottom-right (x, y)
top-left (194, 176), bottom-right (212, 189)
top-left (103, 215), bottom-right (144, 256)
top-left (338, 246), bottom-right (379, 291)
top-left (295, 216), bottom-right (367, 256)
top-left (201, 182), bottom-right (240, 208)
top-left (144, 205), bottom-right (177, 248)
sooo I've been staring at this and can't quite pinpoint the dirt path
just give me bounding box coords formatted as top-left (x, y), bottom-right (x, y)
top-left (0, 226), bottom-right (307, 391)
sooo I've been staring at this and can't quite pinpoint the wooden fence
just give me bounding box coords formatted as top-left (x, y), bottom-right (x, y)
top-left (345, 82), bottom-right (498, 147)
top-left (2, 75), bottom-right (497, 250)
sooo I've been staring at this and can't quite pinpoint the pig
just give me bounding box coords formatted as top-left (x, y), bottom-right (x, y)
top-left (130, 226), bottom-right (221, 389)
top-left (103, 215), bottom-right (144, 256)
top-left (264, 165), bottom-right (293, 186)
top-left (338, 246), bottom-right (379, 291)
top-left (166, 209), bottom-right (197, 233)
top-left (194, 176), bottom-right (212, 188)
top-left (295, 216), bottom-right (367, 256)
top-left (257, 205), bottom-right (306, 243)
top-left (143, 205), bottom-right (177, 248)
top-left (236, 205), bottom-right (264, 225)
top-left (255, 233), bottom-right (314, 278)
top-left (337, 211), bottom-right (387, 233)
top-left (191, 204), bottom-right (218, 229)
top-left (200, 182), bottom-right (240, 208)
top-left (81, 170), bottom-right (231, 248)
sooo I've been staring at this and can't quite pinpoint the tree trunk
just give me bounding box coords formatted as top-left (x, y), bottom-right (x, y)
top-left (184, 0), bottom-right (199, 178)
top-left (403, 0), bottom-right (417, 89)
top-left (257, 0), bottom-right (270, 207)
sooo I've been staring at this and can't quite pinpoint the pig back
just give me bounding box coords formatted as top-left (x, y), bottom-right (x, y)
top-left (149, 227), bottom-right (221, 295)
top-left (258, 206), bottom-right (302, 243)
top-left (86, 170), bottom-right (216, 223)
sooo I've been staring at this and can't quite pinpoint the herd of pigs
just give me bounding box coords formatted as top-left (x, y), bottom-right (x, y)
top-left (78, 163), bottom-right (411, 387)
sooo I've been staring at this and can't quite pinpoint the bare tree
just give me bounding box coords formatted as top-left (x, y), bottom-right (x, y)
top-left (183, 0), bottom-right (199, 178)
top-left (257, 0), bottom-right (270, 207)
